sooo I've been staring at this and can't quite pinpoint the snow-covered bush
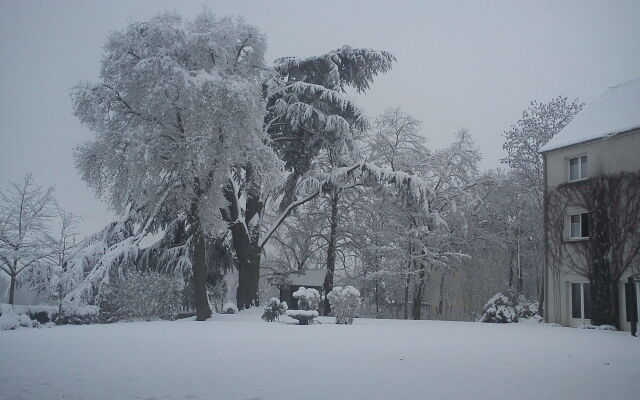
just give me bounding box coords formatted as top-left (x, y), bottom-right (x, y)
top-left (262, 298), bottom-right (288, 322)
top-left (0, 304), bottom-right (39, 330)
top-left (480, 293), bottom-right (541, 323)
top-left (286, 287), bottom-right (320, 325)
top-left (580, 324), bottom-right (617, 331)
top-left (479, 293), bottom-right (517, 323)
top-left (222, 302), bottom-right (239, 314)
top-left (96, 270), bottom-right (183, 322)
top-left (514, 295), bottom-right (539, 320)
top-left (1, 304), bottom-right (21, 330)
top-left (327, 286), bottom-right (361, 324)
top-left (10, 303), bottom-right (98, 325)
top-left (293, 287), bottom-right (320, 311)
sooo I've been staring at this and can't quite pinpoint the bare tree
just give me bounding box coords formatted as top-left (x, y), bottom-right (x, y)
top-left (0, 174), bottom-right (55, 304)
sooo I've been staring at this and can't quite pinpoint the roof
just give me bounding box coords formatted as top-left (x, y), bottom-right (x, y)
top-left (540, 77), bottom-right (640, 152)
top-left (281, 269), bottom-right (327, 287)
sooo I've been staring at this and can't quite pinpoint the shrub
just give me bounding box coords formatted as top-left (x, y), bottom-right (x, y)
top-left (222, 302), bottom-right (239, 314)
top-left (1, 303), bottom-right (98, 326)
top-left (479, 293), bottom-right (517, 323)
top-left (0, 304), bottom-right (21, 330)
top-left (262, 298), bottom-right (288, 322)
top-left (514, 295), bottom-right (539, 320)
top-left (327, 286), bottom-right (360, 324)
top-left (287, 287), bottom-right (320, 325)
top-left (293, 287), bottom-right (320, 311)
top-left (96, 270), bottom-right (183, 322)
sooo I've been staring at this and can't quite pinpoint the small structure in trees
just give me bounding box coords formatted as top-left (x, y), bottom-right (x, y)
top-left (272, 269), bottom-right (327, 311)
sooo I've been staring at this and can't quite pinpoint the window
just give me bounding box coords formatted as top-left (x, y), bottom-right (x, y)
top-left (571, 283), bottom-right (591, 319)
top-left (625, 282), bottom-right (640, 322)
top-left (569, 212), bottom-right (589, 239)
top-left (568, 155), bottom-right (588, 181)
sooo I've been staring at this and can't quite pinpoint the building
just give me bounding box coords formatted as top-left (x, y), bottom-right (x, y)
top-left (271, 269), bottom-right (327, 310)
top-left (541, 78), bottom-right (640, 331)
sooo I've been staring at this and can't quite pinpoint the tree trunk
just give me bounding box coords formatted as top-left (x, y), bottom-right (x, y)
top-left (9, 274), bottom-right (16, 305)
top-left (323, 191), bottom-right (340, 315)
top-left (437, 271), bottom-right (446, 318)
top-left (57, 301), bottom-right (63, 325)
top-left (516, 233), bottom-right (523, 295)
top-left (192, 226), bottom-right (212, 321)
top-left (236, 250), bottom-right (261, 309)
top-left (375, 280), bottom-right (380, 315)
top-left (222, 169), bottom-right (264, 310)
top-left (412, 261), bottom-right (428, 320)
top-left (403, 272), bottom-right (411, 320)
top-left (538, 280), bottom-right (545, 318)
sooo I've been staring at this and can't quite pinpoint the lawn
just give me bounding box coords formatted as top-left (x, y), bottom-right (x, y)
top-left (1, 310), bottom-right (639, 400)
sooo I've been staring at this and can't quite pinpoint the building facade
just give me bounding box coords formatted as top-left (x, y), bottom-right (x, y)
top-left (541, 78), bottom-right (640, 331)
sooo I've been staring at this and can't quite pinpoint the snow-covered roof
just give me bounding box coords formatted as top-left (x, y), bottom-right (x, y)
top-left (282, 269), bottom-right (327, 287)
top-left (540, 77), bottom-right (640, 152)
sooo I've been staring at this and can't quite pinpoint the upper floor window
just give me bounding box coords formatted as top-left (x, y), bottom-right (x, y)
top-left (569, 212), bottom-right (589, 239)
top-left (568, 155), bottom-right (588, 181)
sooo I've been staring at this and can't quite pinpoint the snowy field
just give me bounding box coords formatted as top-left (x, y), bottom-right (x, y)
top-left (1, 311), bottom-right (639, 400)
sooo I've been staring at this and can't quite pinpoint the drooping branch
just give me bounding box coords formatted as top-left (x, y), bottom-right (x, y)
top-left (259, 189), bottom-right (321, 249)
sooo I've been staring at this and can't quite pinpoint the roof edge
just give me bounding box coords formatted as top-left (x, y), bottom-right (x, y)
top-left (539, 127), bottom-right (640, 154)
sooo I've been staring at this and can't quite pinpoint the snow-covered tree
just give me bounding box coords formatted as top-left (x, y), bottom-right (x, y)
top-left (479, 293), bottom-right (517, 323)
top-left (502, 96), bottom-right (584, 210)
top-left (71, 12), bottom-right (280, 320)
top-left (26, 206), bottom-right (84, 321)
top-left (223, 45), bottom-right (397, 309)
top-left (501, 97), bottom-right (583, 314)
top-left (0, 174), bottom-right (55, 304)
top-left (72, 10), bottom-right (433, 315)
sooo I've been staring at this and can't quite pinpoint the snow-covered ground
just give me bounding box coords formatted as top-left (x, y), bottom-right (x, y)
top-left (1, 310), bottom-right (639, 400)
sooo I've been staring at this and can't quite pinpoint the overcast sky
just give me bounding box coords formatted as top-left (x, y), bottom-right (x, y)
top-left (1, 0), bottom-right (639, 237)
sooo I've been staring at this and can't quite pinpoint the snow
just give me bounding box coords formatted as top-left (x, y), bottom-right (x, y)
top-left (285, 309), bottom-right (319, 318)
top-left (540, 77), bottom-right (640, 152)
top-left (222, 302), bottom-right (239, 314)
top-left (1, 311), bottom-right (639, 400)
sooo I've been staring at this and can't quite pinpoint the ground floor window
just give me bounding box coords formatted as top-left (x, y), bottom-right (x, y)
top-left (625, 281), bottom-right (640, 322)
top-left (571, 282), bottom-right (591, 319)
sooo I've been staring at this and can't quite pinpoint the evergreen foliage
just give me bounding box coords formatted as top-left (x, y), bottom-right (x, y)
top-left (96, 270), bottom-right (183, 322)
top-left (262, 297), bottom-right (288, 322)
